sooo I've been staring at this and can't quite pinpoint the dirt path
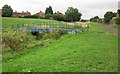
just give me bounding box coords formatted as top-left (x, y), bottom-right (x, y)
top-left (95, 23), bottom-right (120, 36)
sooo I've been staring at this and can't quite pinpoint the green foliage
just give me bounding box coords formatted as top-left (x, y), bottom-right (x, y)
top-left (45, 6), bottom-right (53, 15)
top-left (90, 16), bottom-right (99, 22)
top-left (2, 4), bottom-right (13, 17)
top-left (53, 13), bottom-right (64, 21)
top-left (81, 19), bottom-right (87, 22)
top-left (42, 29), bottom-right (67, 40)
top-left (44, 13), bottom-right (53, 19)
top-left (115, 17), bottom-right (120, 25)
top-left (2, 17), bottom-right (118, 72)
top-left (104, 11), bottom-right (116, 24)
top-left (65, 7), bottom-right (82, 22)
top-left (90, 16), bottom-right (103, 23)
top-left (48, 30), bottom-right (60, 39)
top-left (23, 15), bottom-right (39, 18)
top-left (98, 19), bottom-right (103, 23)
top-left (2, 31), bottom-right (29, 52)
top-left (94, 16), bottom-right (99, 20)
top-left (2, 23), bottom-right (118, 72)
top-left (113, 25), bottom-right (120, 30)
top-left (2, 17), bottom-right (69, 52)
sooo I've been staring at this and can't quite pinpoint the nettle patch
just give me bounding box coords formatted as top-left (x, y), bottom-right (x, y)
top-left (1, 23), bottom-right (72, 52)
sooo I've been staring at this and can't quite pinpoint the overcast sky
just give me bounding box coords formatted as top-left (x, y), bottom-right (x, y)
top-left (0, 0), bottom-right (119, 19)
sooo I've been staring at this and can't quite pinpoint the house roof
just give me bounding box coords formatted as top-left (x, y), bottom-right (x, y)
top-left (13, 11), bottom-right (31, 16)
top-left (37, 11), bottom-right (45, 17)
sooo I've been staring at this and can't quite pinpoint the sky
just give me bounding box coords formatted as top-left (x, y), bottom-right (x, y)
top-left (0, 0), bottom-right (119, 19)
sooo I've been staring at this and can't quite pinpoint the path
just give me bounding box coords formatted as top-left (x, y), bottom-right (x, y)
top-left (95, 23), bottom-right (120, 36)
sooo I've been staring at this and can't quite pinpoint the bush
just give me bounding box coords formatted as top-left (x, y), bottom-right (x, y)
top-left (46, 29), bottom-right (60, 39)
top-left (90, 16), bottom-right (100, 22)
top-left (2, 31), bottom-right (29, 52)
top-left (104, 11), bottom-right (116, 24)
top-left (2, 27), bottom-right (68, 53)
top-left (115, 17), bottom-right (120, 25)
top-left (75, 24), bottom-right (82, 28)
top-left (58, 29), bottom-right (68, 35)
top-left (23, 15), bottom-right (39, 18)
top-left (53, 14), bottom-right (64, 21)
top-left (81, 19), bottom-right (86, 22)
top-left (44, 14), bottom-right (53, 19)
top-left (42, 29), bottom-right (67, 40)
top-left (98, 19), bottom-right (103, 23)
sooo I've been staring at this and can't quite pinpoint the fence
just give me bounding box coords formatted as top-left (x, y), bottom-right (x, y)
top-left (8, 22), bottom-right (79, 33)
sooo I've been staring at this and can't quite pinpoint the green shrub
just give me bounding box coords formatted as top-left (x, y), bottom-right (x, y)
top-left (75, 24), bottom-right (82, 28)
top-left (2, 31), bottom-right (29, 52)
top-left (53, 13), bottom-right (64, 21)
top-left (41, 29), bottom-right (67, 40)
top-left (115, 17), bottom-right (120, 25)
top-left (81, 19), bottom-right (86, 22)
top-left (104, 11), bottom-right (116, 24)
top-left (44, 14), bottom-right (53, 19)
top-left (48, 29), bottom-right (60, 39)
top-left (2, 28), bottom-right (67, 53)
top-left (23, 15), bottom-right (39, 18)
top-left (58, 29), bottom-right (68, 35)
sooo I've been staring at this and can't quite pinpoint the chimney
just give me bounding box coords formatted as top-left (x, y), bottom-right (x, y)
top-left (40, 11), bottom-right (42, 13)
top-left (22, 11), bottom-right (24, 13)
top-left (26, 11), bottom-right (29, 13)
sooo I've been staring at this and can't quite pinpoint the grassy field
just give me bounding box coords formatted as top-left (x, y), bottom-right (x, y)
top-left (2, 17), bottom-right (118, 72)
top-left (2, 17), bottom-right (60, 27)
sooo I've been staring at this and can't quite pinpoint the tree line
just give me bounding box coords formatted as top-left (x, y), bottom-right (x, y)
top-left (1, 4), bottom-right (120, 24)
top-left (2, 5), bottom-right (82, 22)
top-left (90, 11), bottom-right (120, 25)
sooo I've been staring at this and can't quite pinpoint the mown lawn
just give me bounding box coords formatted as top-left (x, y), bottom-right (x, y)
top-left (2, 17), bottom-right (59, 27)
top-left (2, 19), bottom-right (118, 72)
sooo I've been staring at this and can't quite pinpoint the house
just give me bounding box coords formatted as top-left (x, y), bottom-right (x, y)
top-left (36, 11), bottom-right (45, 17)
top-left (12, 11), bottom-right (31, 17)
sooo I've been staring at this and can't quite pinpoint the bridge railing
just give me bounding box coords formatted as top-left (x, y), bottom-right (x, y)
top-left (3, 22), bottom-right (82, 33)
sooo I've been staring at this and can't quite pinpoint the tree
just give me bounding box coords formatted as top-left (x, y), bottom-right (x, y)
top-left (81, 19), bottom-right (86, 22)
top-left (98, 19), bottom-right (103, 23)
top-left (90, 16), bottom-right (99, 22)
top-left (45, 6), bottom-right (53, 15)
top-left (64, 7), bottom-right (82, 22)
top-left (53, 13), bottom-right (64, 21)
top-left (2, 4), bottom-right (13, 17)
top-left (44, 13), bottom-right (53, 19)
top-left (104, 11), bottom-right (116, 24)
top-left (115, 17), bottom-right (120, 25)
top-left (94, 16), bottom-right (99, 20)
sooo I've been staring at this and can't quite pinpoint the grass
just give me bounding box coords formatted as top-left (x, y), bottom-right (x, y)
top-left (2, 17), bottom-right (59, 26)
top-left (2, 17), bottom-right (67, 29)
top-left (2, 18), bottom-right (118, 72)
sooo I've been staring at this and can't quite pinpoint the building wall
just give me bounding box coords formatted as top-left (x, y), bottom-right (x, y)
top-left (38, 11), bottom-right (45, 17)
